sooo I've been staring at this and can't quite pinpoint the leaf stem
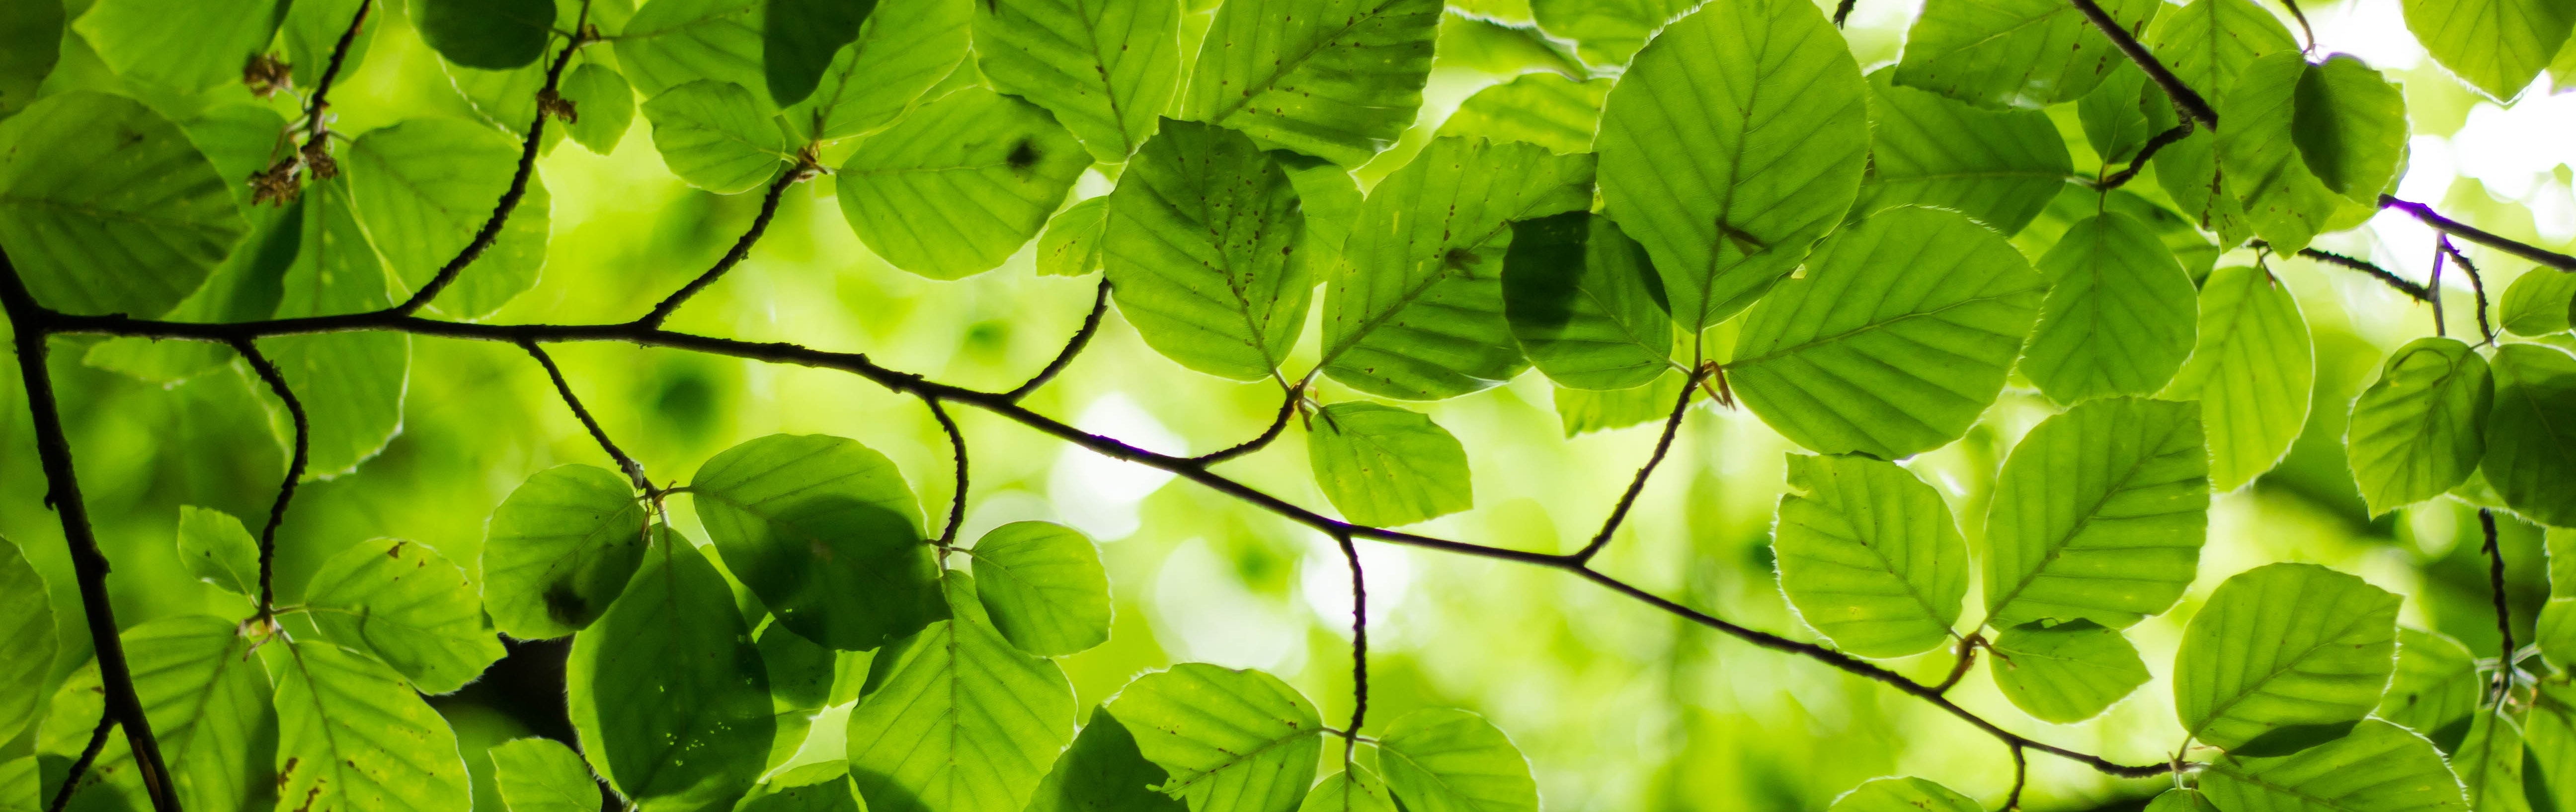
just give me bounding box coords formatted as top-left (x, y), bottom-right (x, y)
top-left (230, 338), bottom-right (309, 620)
top-left (301, 0), bottom-right (373, 143)
top-left (2429, 238), bottom-right (2449, 337)
top-left (2096, 121), bottom-right (2191, 190)
top-left (1190, 373), bottom-right (1311, 465)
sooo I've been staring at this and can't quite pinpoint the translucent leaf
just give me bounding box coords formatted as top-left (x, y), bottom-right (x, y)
top-left (2503, 269), bottom-right (2576, 336)
top-left (568, 533), bottom-right (774, 811)
top-left (2159, 266), bottom-right (2315, 491)
top-left (1038, 196), bottom-right (1108, 278)
top-left (345, 118), bottom-right (531, 297)
top-left (970, 521), bottom-right (1111, 657)
top-left (2375, 628), bottom-right (2479, 750)
top-left (1307, 402), bottom-right (1474, 527)
top-left (0, 0), bottom-right (60, 119)
top-left (176, 506), bottom-right (260, 599)
top-left (2173, 563), bottom-right (2401, 750)
top-left (2078, 64), bottom-right (2166, 167)
top-left (2346, 337), bottom-right (2494, 516)
top-left (1102, 119), bottom-right (1312, 380)
top-left (2142, 789), bottom-right (2221, 812)
top-left (1729, 207), bottom-right (2045, 458)
top-left (643, 80), bottom-right (790, 194)
top-left (1527, 0), bottom-right (1693, 69)
top-left (1553, 372), bottom-right (1687, 438)
top-left (36, 616), bottom-right (276, 812)
top-left (846, 573), bottom-right (1077, 812)
top-left (1027, 708), bottom-right (1186, 812)
top-left (2019, 213), bottom-right (2198, 404)
top-left (1432, 13), bottom-right (1585, 78)
top-left (1320, 137), bottom-right (1591, 399)
top-left (973, 0), bottom-right (1180, 162)
top-left (1593, 0), bottom-right (1867, 330)
top-left (2460, 712), bottom-right (2531, 812)
top-left (1434, 73), bottom-right (1610, 156)
top-left (615, 0), bottom-right (766, 106)
top-left (1987, 619), bottom-right (2150, 724)
top-left (0, 91), bottom-right (246, 317)
top-left (481, 464), bottom-right (650, 640)
top-left (1984, 397), bottom-right (2209, 629)
top-left (72, 0), bottom-right (284, 91)
top-left (764, 0), bottom-right (873, 107)
top-left (2216, 53), bottom-right (2402, 252)
top-left (1501, 211), bottom-right (1672, 392)
top-left (2198, 720), bottom-right (2468, 811)
top-left (0, 536), bottom-right (50, 751)
top-left (1853, 71), bottom-right (2072, 236)
top-left (1892, 0), bottom-right (2159, 109)
top-left (275, 641), bottom-right (472, 812)
top-left (1109, 664), bottom-right (1322, 812)
top-left (561, 62), bottom-right (638, 154)
top-left (2017, 186), bottom-right (2219, 284)
top-left (80, 106), bottom-right (300, 381)
top-left (836, 87), bottom-right (1089, 279)
top-left (2402, 0), bottom-right (2576, 101)
top-left (2290, 57), bottom-right (2410, 204)
top-left (284, 0), bottom-right (376, 88)
top-left (1297, 765), bottom-right (1396, 812)
top-left (444, 57), bottom-right (570, 156)
top-left (2144, 0), bottom-right (2296, 245)
top-left (1824, 777), bottom-right (1980, 812)
top-left (269, 178), bottom-right (410, 478)
top-left (1179, 0), bottom-right (1439, 167)
top-left (415, 0), bottom-right (556, 70)
top-left (691, 433), bottom-right (944, 650)
top-left (488, 738), bottom-right (600, 812)
top-left (2531, 681), bottom-right (2576, 811)
top-left (1375, 709), bottom-right (1534, 812)
top-left (789, 0), bottom-right (971, 142)
top-left (1281, 155), bottom-right (1362, 272)
top-left (1771, 453), bottom-right (1969, 659)
top-left (2485, 344), bottom-right (2576, 527)
top-left (737, 769), bottom-right (861, 812)
top-left (303, 538), bottom-right (506, 695)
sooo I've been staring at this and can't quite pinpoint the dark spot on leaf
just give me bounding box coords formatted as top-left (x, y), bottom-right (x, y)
top-left (1006, 139), bottom-right (1040, 172)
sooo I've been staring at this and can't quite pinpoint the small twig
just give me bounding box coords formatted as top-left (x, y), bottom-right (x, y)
top-left (2429, 240), bottom-right (2449, 337)
top-left (1006, 277), bottom-right (1111, 401)
top-left (2277, 0), bottom-right (2315, 53)
top-left (1190, 376), bottom-right (1309, 465)
top-left (2482, 509), bottom-right (2514, 704)
top-left (2260, 242), bottom-right (2433, 301)
top-left (395, 7), bottom-right (588, 315)
top-left (2069, 0), bottom-right (2217, 129)
top-left (1931, 633), bottom-right (1986, 693)
top-left (1571, 367), bottom-right (1704, 564)
top-left (923, 396), bottom-right (968, 552)
top-left (2385, 196), bottom-right (2576, 271)
top-left (47, 715), bottom-right (118, 812)
top-left (229, 339), bottom-right (309, 619)
top-left (301, 0), bottom-right (372, 142)
top-left (1336, 530), bottom-right (1368, 761)
top-left (1833, 0), bottom-right (1857, 27)
top-left (522, 341), bottom-right (649, 490)
top-left (2438, 237), bottom-right (2496, 344)
top-left (636, 162), bottom-right (806, 328)
top-left (2097, 122), bottom-right (2192, 190)
top-left (2005, 743), bottom-right (2030, 811)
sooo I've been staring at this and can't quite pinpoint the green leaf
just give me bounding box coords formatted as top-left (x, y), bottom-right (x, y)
top-left (789, 0), bottom-right (971, 142)
top-left (1027, 708), bottom-right (1186, 812)
top-left (1728, 207), bottom-right (2046, 458)
top-left (643, 80), bottom-right (790, 194)
top-left (1771, 453), bottom-right (1970, 659)
top-left (445, 57), bottom-right (571, 157)
top-left (1824, 777), bottom-right (1980, 812)
top-left (1892, 0), bottom-right (2159, 109)
top-left (757, 615), bottom-right (837, 713)
top-left (2016, 187), bottom-right (2218, 286)
top-left (1987, 619), bottom-right (2150, 724)
top-left (2142, 789), bottom-right (2221, 812)
top-left (2216, 53), bottom-right (2399, 252)
top-left (284, 0), bottom-right (377, 89)
top-left (269, 177), bottom-right (411, 477)
top-left (482, 463), bottom-right (650, 640)
top-left (415, 0), bottom-right (557, 70)
top-left (1432, 13), bottom-right (1585, 78)
top-left (615, 0), bottom-right (767, 106)
top-left (569, 533), bottom-right (775, 812)
top-left (1038, 196), bottom-right (1108, 278)
top-left (1527, 0), bottom-right (1694, 69)
top-left (691, 433), bottom-right (944, 650)
top-left (836, 87), bottom-right (1090, 279)
top-left (176, 506), bottom-right (260, 599)
top-left (0, 91), bottom-right (247, 317)
top-left (2199, 719), bottom-right (2468, 811)
top-left (1852, 71), bottom-right (2073, 236)
top-left (1434, 72), bottom-right (1611, 156)
top-left (846, 573), bottom-right (1077, 812)
top-left (2531, 681), bottom-right (2576, 811)
top-left (1102, 118), bottom-right (1312, 380)
top-left (119, 616), bottom-right (276, 812)
top-left (1297, 765), bottom-right (1397, 812)
top-left (1984, 397), bottom-right (2209, 629)
top-left (2289, 57), bottom-right (2410, 204)
top-left (737, 769), bottom-right (862, 812)
top-left (2403, 0), bottom-right (2576, 101)
top-left (488, 738), bottom-right (600, 812)
top-left (1307, 402), bottom-right (1474, 527)
top-left (1180, 0), bottom-right (1439, 167)
top-left (0, 536), bottom-right (51, 750)
top-left (562, 62), bottom-right (639, 154)
top-left (1553, 372), bottom-right (1687, 438)
top-left (2375, 629), bottom-right (2479, 748)
top-left (2346, 337), bottom-right (2494, 516)
top-left (345, 117), bottom-right (527, 295)
top-left (2148, 0), bottom-right (2297, 101)
top-left (764, 0), bottom-right (874, 107)
top-left (973, 0), bottom-right (1179, 162)
top-left (303, 538), bottom-right (506, 695)
top-left (1282, 155), bottom-right (1362, 272)
top-left (2484, 343), bottom-right (2576, 527)
top-left (2019, 212), bottom-right (2198, 404)
top-left (2174, 562), bottom-right (2402, 750)
top-left (1375, 709), bottom-right (1535, 812)
top-left (275, 641), bottom-right (472, 812)
top-left (1109, 664), bottom-right (1322, 812)
top-left (2159, 266), bottom-right (2314, 491)
top-left (969, 521), bottom-right (1111, 658)
top-left (1319, 137), bottom-right (1592, 399)
top-left (1501, 211), bottom-right (1671, 392)
top-left (1593, 0), bottom-right (1867, 331)
top-left (2505, 269), bottom-right (2576, 337)
top-left (2078, 65), bottom-right (2165, 167)
top-left (0, 0), bottom-right (60, 118)
top-left (2461, 711), bottom-right (2531, 812)
top-left (73, 0), bottom-right (284, 91)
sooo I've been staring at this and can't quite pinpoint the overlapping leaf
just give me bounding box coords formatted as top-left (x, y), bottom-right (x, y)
top-left (269, 178), bottom-right (411, 478)
top-left (415, 0), bottom-right (555, 70)
top-left (1038, 196), bottom-right (1108, 278)
top-left (0, 91), bottom-right (246, 317)
top-left (488, 738), bottom-right (601, 812)
top-left (2376, 628), bottom-right (2479, 750)
top-left (2484, 343), bottom-right (2576, 527)
top-left (1103, 119), bottom-right (1312, 380)
top-left (643, 80), bottom-right (790, 194)
top-left (974, 0), bottom-right (1179, 162)
top-left (1987, 620), bottom-right (2150, 724)
top-left (1527, 0), bottom-right (1694, 69)
top-left (1501, 211), bottom-right (1672, 392)
top-left (1984, 397), bottom-right (2209, 629)
top-left (614, 0), bottom-right (766, 105)
top-left (562, 62), bottom-right (639, 153)
top-left (2403, 0), bottom-right (2576, 101)
top-left (837, 88), bottom-right (1090, 279)
top-left (1111, 664), bottom-right (1322, 812)
top-left (482, 463), bottom-right (650, 639)
top-left (1826, 777), bottom-right (1980, 812)
top-left (303, 538), bottom-right (506, 695)
top-left (2217, 53), bottom-right (2405, 252)
top-left (845, 575), bottom-right (1077, 812)
top-left (2198, 720), bottom-right (2467, 811)
top-left (2504, 269), bottom-right (2576, 336)
top-left (275, 641), bottom-right (472, 812)
top-left (1852, 71), bottom-right (2071, 236)
top-left (0, 536), bottom-right (49, 747)
top-left (1892, 0), bottom-right (2159, 109)
top-left (1771, 454), bottom-right (1969, 659)
top-left (1375, 710), bottom-right (1536, 812)
top-left (765, 0), bottom-right (874, 106)
top-left (2347, 337), bottom-right (2494, 516)
top-left (1436, 73), bottom-right (1612, 156)
top-left (2020, 213), bottom-right (2199, 404)
top-left (692, 433), bottom-right (944, 650)
top-left (73, 0), bottom-right (284, 91)
top-left (790, 0), bottom-right (972, 141)
top-left (176, 506), bottom-right (260, 599)
top-left (2173, 563), bottom-right (2401, 750)
top-left (1298, 765), bottom-right (1397, 812)
top-left (1553, 373), bottom-right (1689, 438)
top-left (568, 534), bottom-right (775, 812)
top-left (1307, 402), bottom-right (1474, 527)
top-left (2145, 0), bottom-right (2297, 245)
top-left (1180, 0), bottom-right (1440, 167)
top-left (1027, 708), bottom-right (1186, 812)
top-left (969, 521), bottom-right (1112, 657)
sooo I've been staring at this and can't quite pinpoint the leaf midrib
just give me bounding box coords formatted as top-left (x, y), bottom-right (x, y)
top-left (2183, 593), bottom-right (2388, 742)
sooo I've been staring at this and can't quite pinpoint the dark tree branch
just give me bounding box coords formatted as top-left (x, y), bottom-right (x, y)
top-left (47, 715), bottom-right (117, 812)
top-left (522, 341), bottom-right (649, 490)
top-left (2429, 239), bottom-right (2450, 337)
top-left (636, 163), bottom-right (805, 329)
top-left (2482, 509), bottom-right (2514, 703)
top-left (2260, 242), bottom-right (2433, 301)
top-left (394, 12), bottom-right (588, 315)
top-left (300, 0), bottom-right (372, 142)
top-left (2385, 195), bottom-right (2576, 271)
top-left (2068, 0), bottom-right (2217, 129)
top-left (2005, 743), bottom-right (2030, 811)
top-left (1572, 367), bottom-right (1703, 565)
top-left (924, 395), bottom-right (968, 549)
top-left (230, 338), bottom-right (309, 617)
top-left (1191, 376), bottom-right (1308, 465)
top-left (1006, 277), bottom-right (1111, 401)
top-left (1833, 0), bottom-right (1856, 27)
top-left (2277, 0), bottom-right (2314, 53)
top-left (2097, 122), bottom-right (2192, 190)
top-left (1932, 633), bottom-right (1985, 694)
top-left (1336, 530), bottom-right (1368, 758)
top-left (2438, 237), bottom-right (2496, 344)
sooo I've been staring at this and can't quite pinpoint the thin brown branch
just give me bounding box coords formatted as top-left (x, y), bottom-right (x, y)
top-left (2005, 743), bottom-right (2030, 811)
top-left (1932, 633), bottom-right (1985, 693)
top-left (301, 0), bottom-right (373, 143)
top-left (2277, 0), bottom-right (2314, 53)
top-left (2438, 236), bottom-right (2497, 344)
top-left (522, 341), bottom-right (648, 490)
top-left (1337, 530), bottom-right (1368, 759)
top-left (2482, 509), bottom-right (2514, 703)
top-left (395, 12), bottom-right (588, 314)
top-left (1006, 277), bottom-right (1111, 401)
top-left (2429, 239), bottom-right (2450, 337)
top-left (2097, 122), bottom-right (2191, 190)
top-left (924, 395), bottom-right (968, 549)
top-left (2261, 242), bottom-right (2432, 301)
top-left (636, 163), bottom-right (805, 328)
top-left (2069, 0), bottom-right (2217, 128)
top-left (1190, 376), bottom-right (1308, 465)
top-left (230, 338), bottom-right (309, 617)
top-left (47, 715), bottom-right (116, 812)
top-left (1834, 0), bottom-right (1857, 27)
top-left (2385, 195), bottom-right (2576, 271)
top-left (1572, 367), bottom-right (1704, 564)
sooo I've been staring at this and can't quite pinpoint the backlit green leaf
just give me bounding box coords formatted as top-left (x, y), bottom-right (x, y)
top-left (1892, 0), bottom-right (2159, 109)
top-left (2160, 266), bottom-right (2314, 491)
top-left (845, 573), bottom-right (1077, 812)
top-left (1825, 777), bottom-right (1980, 812)
top-left (2078, 65), bottom-right (2168, 167)
top-left (764, 0), bottom-right (874, 107)
top-left (2020, 213), bottom-right (2198, 404)
top-left (1501, 211), bottom-right (1672, 392)
top-left (615, 0), bottom-right (767, 106)
top-left (482, 463), bottom-right (649, 640)
top-left (2484, 343), bottom-right (2576, 527)
top-left (1852, 71), bottom-right (2072, 236)
top-left (1527, 0), bottom-right (1692, 69)
top-left (2375, 628), bottom-right (2479, 749)
top-left (1180, 0), bottom-right (1439, 167)
top-left (738, 768), bottom-right (862, 812)
top-left (1985, 397), bottom-right (2209, 629)
top-left (1988, 619), bottom-right (2150, 724)
top-left (2531, 681), bottom-right (2576, 811)
top-left (1729, 207), bottom-right (2045, 459)
top-left (2459, 712), bottom-right (2530, 812)
top-left (1435, 73), bottom-right (1611, 156)
top-left (643, 80), bottom-right (790, 194)
top-left (1297, 765), bottom-right (1396, 812)
top-left (1038, 196), bottom-right (1108, 278)
top-left (562, 62), bottom-right (638, 154)
top-left (268, 177), bottom-right (410, 478)
top-left (1593, 0), bottom-right (1867, 330)
top-left (488, 738), bottom-right (600, 812)
top-left (1109, 664), bottom-right (1322, 812)
top-left (1553, 372), bottom-right (1688, 438)
top-left (1027, 707), bottom-right (1186, 812)
top-left (285, 0), bottom-right (378, 89)
top-left (2174, 562), bottom-right (2401, 750)
top-left (303, 538), bottom-right (506, 695)
top-left (415, 0), bottom-right (556, 71)
top-left (0, 91), bottom-right (247, 317)
top-left (2505, 269), bottom-right (2576, 337)
top-left (974, 0), bottom-right (1179, 162)
top-left (0, 0), bottom-right (60, 118)
top-left (2198, 720), bottom-right (2467, 812)
top-left (691, 433), bottom-right (945, 650)
top-left (2402, 0), bottom-right (2576, 101)
top-left (2217, 53), bottom-right (2401, 252)
top-left (73, 0), bottom-right (284, 91)
top-left (2143, 789), bottom-right (2221, 812)
top-left (837, 87), bottom-right (1090, 279)
top-left (1103, 118), bottom-right (1312, 380)
top-left (0, 536), bottom-right (49, 748)
top-left (2347, 337), bottom-right (2494, 516)
top-left (1771, 453), bottom-right (1969, 659)
top-left (1375, 709), bottom-right (1534, 812)
top-left (345, 117), bottom-right (528, 296)
top-left (789, 0), bottom-right (972, 141)
top-left (176, 505), bottom-right (260, 599)
top-left (569, 533), bottom-right (775, 812)
top-left (130, 616), bottom-right (275, 812)
top-left (275, 641), bottom-right (472, 812)
top-left (970, 521), bottom-right (1111, 657)
top-left (1308, 402), bottom-right (1473, 528)
top-left (2145, 0), bottom-right (2296, 246)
